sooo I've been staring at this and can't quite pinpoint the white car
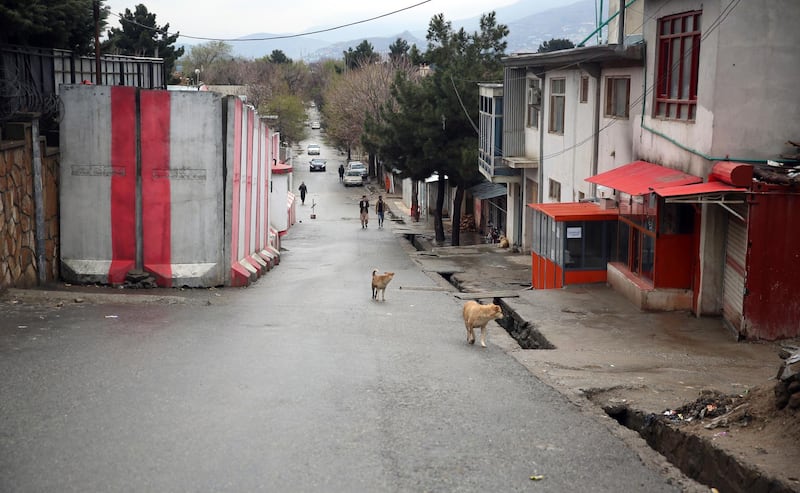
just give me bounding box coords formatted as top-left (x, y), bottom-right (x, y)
top-left (310, 121), bottom-right (321, 129)
top-left (307, 144), bottom-right (320, 155)
top-left (347, 161), bottom-right (367, 178)
top-left (343, 169), bottom-right (364, 187)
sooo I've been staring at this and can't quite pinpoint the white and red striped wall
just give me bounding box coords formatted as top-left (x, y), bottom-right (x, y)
top-left (60, 85), bottom-right (283, 288)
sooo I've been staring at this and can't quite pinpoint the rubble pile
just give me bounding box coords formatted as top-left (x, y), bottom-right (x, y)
top-left (775, 346), bottom-right (800, 410)
top-left (123, 270), bottom-right (158, 289)
top-left (754, 140), bottom-right (800, 185)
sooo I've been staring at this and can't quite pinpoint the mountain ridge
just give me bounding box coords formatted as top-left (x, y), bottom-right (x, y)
top-left (185, 0), bottom-right (597, 61)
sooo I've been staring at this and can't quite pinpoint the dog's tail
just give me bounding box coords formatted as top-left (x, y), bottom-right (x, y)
top-left (372, 268), bottom-right (378, 276)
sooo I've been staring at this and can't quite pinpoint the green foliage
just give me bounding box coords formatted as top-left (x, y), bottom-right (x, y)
top-left (268, 49), bottom-right (292, 64)
top-left (0, 0), bottom-right (108, 54)
top-left (537, 38), bottom-right (575, 53)
top-left (260, 93), bottom-right (306, 145)
top-left (375, 12), bottom-right (507, 183)
top-left (180, 41), bottom-right (233, 84)
top-left (343, 40), bottom-right (378, 70)
top-left (367, 12), bottom-right (507, 243)
top-left (389, 38), bottom-right (409, 62)
top-left (103, 4), bottom-right (184, 79)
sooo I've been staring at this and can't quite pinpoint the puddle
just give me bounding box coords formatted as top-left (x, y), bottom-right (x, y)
top-left (602, 404), bottom-right (791, 493)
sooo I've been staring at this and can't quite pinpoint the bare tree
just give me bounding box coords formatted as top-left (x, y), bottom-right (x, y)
top-left (322, 59), bottom-right (415, 161)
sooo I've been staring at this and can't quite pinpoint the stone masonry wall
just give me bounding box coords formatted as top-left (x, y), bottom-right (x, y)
top-left (0, 122), bottom-right (60, 291)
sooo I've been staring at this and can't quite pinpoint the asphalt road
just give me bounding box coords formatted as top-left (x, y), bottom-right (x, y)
top-left (0, 124), bottom-right (680, 492)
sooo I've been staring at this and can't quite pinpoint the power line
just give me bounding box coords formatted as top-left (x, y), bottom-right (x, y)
top-left (110, 1), bottom-right (432, 42)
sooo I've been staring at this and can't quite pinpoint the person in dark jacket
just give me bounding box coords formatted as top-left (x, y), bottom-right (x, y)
top-left (299, 181), bottom-right (307, 205)
top-left (375, 195), bottom-right (386, 228)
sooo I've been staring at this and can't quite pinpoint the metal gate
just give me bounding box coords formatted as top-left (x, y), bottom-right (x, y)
top-left (722, 205), bottom-right (748, 333)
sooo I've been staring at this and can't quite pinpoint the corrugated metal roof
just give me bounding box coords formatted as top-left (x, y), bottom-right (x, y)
top-left (586, 161), bottom-right (702, 195)
top-left (468, 182), bottom-right (507, 199)
top-left (528, 202), bottom-right (619, 221)
top-left (655, 181), bottom-right (748, 197)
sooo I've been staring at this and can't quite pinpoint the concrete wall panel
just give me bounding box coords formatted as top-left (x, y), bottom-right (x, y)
top-left (165, 90), bottom-right (226, 286)
top-left (59, 85), bottom-right (131, 283)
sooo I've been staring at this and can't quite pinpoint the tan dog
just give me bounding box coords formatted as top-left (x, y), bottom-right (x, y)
top-left (371, 269), bottom-right (395, 301)
top-left (498, 236), bottom-right (510, 248)
top-left (462, 301), bottom-right (503, 347)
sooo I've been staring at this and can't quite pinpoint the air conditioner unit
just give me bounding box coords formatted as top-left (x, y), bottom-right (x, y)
top-left (527, 86), bottom-right (541, 106)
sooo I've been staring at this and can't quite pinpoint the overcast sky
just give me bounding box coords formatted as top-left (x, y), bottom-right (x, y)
top-left (104, 0), bottom-right (520, 42)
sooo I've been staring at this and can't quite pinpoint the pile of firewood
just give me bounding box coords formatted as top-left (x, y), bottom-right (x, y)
top-left (460, 214), bottom-right (477, 232)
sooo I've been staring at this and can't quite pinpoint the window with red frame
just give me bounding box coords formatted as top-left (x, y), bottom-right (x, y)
top-left (655, 11), bottom-right (701, 121)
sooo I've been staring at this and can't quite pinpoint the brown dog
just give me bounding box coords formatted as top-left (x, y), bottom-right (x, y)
top-left (371, 269), bottom-right (395, 301)
top-left (462, 300), bottom-right (503, 347)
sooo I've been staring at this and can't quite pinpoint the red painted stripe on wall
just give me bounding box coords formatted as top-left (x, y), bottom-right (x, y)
top-left (255, 121), bottom-right (262, 250)
top-left (140, 90), bottom-right (172, 286)
top-left (231, 98), bottom-right (243, 266)
top-left (109, 86), bottom-right (137, 283)
top-left (244, 108), bottom-right (254, 258)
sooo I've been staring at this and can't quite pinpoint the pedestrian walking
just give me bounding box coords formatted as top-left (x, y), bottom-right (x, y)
top-left (375, 195), bottom-right (386, 228)
top-left (299, 181), bottom-right (307, 205)
top-left (359, 195), bottom-right (370, 228)
top-left (338, 164), bottom-right (345, 182)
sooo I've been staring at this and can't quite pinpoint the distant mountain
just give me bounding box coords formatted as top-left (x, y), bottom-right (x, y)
top-left (228, 33), bottom-right (330, 60)
top-left (504, 0), bottom-right (597, 54)
top-left (311, 31), bottom-right (426, 61)
top-left (223, 0), bottom-right (598, 62)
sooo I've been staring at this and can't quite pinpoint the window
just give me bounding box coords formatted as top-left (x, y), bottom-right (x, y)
top-left (605, 77), bottom-right (630, 118)
top-left (655, 10), bottom-right (701, 121)
top-left (580, 76), bottom-right (589, 103)
top-left (548, 179), bottom-right (561, 201)
top-left (549, 78), bottom-right (565, 134)
top-left (526, 79), bottom-right (540, 128)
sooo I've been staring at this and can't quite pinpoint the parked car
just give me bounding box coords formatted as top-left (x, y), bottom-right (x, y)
top-left (310, 121), bottom-right (321, 129)
top-left (309, 158), bottom-right (327, 172)
top-left (307, 144), bottom-right (320, 155)
top-left (347, 161), bottom-right (368, 179)
top-left (343, 169), bottom-right (364, 187)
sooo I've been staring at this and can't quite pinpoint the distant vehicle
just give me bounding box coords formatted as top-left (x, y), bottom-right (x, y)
top-left (307, 144), bottom-right (320, 155)
top-left (309, 158), bottom-right (326, 172)
top-left (310, 121), bottom-right (321, 129)
top-left (347, 161), bottom-right (367, 178)
top-left (343, 169), bottom-right (364, 187)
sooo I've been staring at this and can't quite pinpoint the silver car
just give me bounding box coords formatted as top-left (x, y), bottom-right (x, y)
top-left (343, 169), bottom-right (364, 187)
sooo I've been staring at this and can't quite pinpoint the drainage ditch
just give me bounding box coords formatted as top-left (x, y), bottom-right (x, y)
top-left (603, 405), bottom-right (794, 493)
top-left (406, 231), bottom-right (787, 491)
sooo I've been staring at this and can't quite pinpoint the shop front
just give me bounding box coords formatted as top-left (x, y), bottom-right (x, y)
top-left (587, 160), bottom-right (746, 311)
top-left (529, 202), bottom-right (618, 289)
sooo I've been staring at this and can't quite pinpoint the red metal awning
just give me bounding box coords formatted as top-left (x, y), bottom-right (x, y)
top-left (528, 202), bottom-right (619, 221)
top-left (655, 181), bottom-right (748, 198)
top-left (586, 160), bottom-right (702, 195)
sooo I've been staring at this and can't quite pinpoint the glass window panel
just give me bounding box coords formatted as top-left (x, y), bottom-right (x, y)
top-left (617, 221), bottom-right (629, 263)
top-left (582, 221), bottom-right (606, 269)
top-left (670, 38), bottom-right (680, 98)
top-left (641, 233), bottom-right (655, 281)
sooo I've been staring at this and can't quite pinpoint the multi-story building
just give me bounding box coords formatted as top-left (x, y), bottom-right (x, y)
top-left (489, 0), bottom-right (800, 340)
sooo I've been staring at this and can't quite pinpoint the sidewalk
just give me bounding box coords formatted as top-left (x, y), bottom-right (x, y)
top-left (384, 196), bottom-right (800, 492)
